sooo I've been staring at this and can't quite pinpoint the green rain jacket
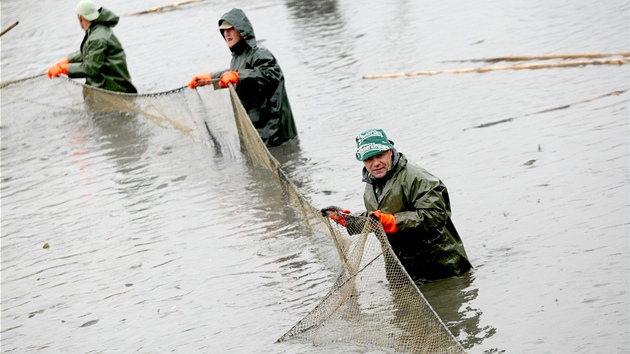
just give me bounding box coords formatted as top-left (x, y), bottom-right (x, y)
top-left (358, 152), bottom-right (472, 283)
top-left (212, 8), bottom-right (298, 147)
top-left (67, 7), bottom-right (137, 93)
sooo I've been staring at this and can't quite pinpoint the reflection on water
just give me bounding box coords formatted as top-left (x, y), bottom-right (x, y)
top-left (88, 111), bottom-right (149, 172)
top-left (268, 137), bottom-right (314, 191)
top-left (421, 272), bottom-right (499, 351)
top-left (285, 0), bottom-right (341, 25)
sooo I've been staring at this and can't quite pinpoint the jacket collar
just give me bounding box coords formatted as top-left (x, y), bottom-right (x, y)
top-left (230, 38), bottom-right (249, 55)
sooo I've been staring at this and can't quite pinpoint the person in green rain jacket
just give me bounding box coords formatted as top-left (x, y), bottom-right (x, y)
top-left (188, 8), bottom-right (298, 147)
top-left (47, 0), bottom-right (137, 94)
top-left (321, 128), bottom-right (472, 283)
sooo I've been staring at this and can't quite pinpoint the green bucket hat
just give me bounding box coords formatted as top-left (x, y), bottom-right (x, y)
top-left (355, 128), bottom-right (395, 161)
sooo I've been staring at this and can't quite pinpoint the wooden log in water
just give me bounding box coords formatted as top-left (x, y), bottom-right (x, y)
top-left (445, 52), bottom-right (630, 63)
top-left (0, 21), bottom-right (19, 37)
top-left (128, 0), bottom-right (202, 16)
top-left (362, 59), bottom-right (629, 79)
top-left (464, 89), bottom-right (628, 131)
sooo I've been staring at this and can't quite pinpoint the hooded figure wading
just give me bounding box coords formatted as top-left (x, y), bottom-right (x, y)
top-left (188, 8), bottom-right (298, 147)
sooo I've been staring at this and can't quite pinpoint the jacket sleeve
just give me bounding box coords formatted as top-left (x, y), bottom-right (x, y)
top-left (67, 51), bottom-right (82, 63)
top-left (394, 175), bottom-right (450, 232)
top-left (67, 37), bottom-right (107, 79)
top-left (211, 69), bottom-right (229, 79)
top-left (237, 47), bottom-right (282, 88)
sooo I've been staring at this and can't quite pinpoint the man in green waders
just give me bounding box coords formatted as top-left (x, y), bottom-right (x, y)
top-left (188, 8), bottom-right (298, 147)
top-left (47, 0), bottom-right (137, 94)
top-left (321, 128), bottom-right (472, 284)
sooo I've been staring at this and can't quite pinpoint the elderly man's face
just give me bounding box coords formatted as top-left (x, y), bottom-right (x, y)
top-left (363, 149), bottom-right (393, 179)
top-left (223, 27), bottom-right (242, 48)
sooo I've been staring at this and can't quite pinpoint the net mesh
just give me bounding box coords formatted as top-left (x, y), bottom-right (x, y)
top-left (1, 75), bottom-right (241, 160)
top-left (1, 76), bottom-right (466, 353)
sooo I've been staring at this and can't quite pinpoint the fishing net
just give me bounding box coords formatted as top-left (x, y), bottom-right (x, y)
top-left (1, 75), bottom-right (466, 353)
top-left (225, 84), bottom-right (465, 353)
top-left (1, 75), bottom-right (241, 160)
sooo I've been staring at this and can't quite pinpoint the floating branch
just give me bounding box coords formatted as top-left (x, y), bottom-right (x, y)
top-left (362, 59), bottom-right (629, 79)
top-left (128, 0), bottom-right (202, 16)
top-left (463, 89), bottom-right (628, 131)
top-left (444, 52), bottom-right (630, 63)
top-left (0, 21), bottom-right (19, 37)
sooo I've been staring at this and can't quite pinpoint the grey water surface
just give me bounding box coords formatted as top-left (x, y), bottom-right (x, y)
top-left (2, 0), bottom-right (629, 353)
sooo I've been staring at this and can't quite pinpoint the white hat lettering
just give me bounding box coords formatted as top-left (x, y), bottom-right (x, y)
top-left (356, 130), bottom-right (384, 146)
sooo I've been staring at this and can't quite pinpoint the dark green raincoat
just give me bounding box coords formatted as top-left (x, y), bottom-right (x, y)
top-left (67, 7), bottom-right (137, 93)
top-left (212, 8), bottom-right (298, 147)
top-left (358, 152), bottom-right (472, 283)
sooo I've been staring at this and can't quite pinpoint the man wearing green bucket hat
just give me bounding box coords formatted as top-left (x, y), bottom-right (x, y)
top-left (321, 128), bottom-right (472, 283)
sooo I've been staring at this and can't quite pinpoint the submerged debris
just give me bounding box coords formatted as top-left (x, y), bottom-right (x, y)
top-left (80, 319), bottom-right (99, 328)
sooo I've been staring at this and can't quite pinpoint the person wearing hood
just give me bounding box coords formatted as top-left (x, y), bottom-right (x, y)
top-left (47, 0), bottom-right (137, 94)
top-left (320, 128), bottom-right (472, 284)
top-left (188, 8), bottom-right (298, 147)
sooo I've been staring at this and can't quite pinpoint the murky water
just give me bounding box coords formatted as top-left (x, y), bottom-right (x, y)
top-left (2, 0), bottom-right (629, 353)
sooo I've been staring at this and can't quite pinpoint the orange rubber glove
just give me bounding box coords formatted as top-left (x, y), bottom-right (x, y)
top-left (371, 210), bottom-right (398, 234)
top-left (47, 61), bottom-right (69, 78)
top-left (321, 206), bottom-right (351, 227)
top-left (219, 71), bottom-right (239, 88)
top-left (188, 73), bottom-right (212, 89)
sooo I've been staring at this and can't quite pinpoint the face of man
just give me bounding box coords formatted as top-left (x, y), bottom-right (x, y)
top-left (77, 15), bottom-right (91, 31)
top-left (223, 27), bottom-right (242, 48)
top-left (363, 149), bottom-right (393, 179)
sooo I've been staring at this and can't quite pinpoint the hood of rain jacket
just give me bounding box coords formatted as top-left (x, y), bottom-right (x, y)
top-left (213, 8), bottom-right (297, 147)
top-left (66, 7), bottom-right (136, 93)
top-left (361, 154), bottom-right (472, 282)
